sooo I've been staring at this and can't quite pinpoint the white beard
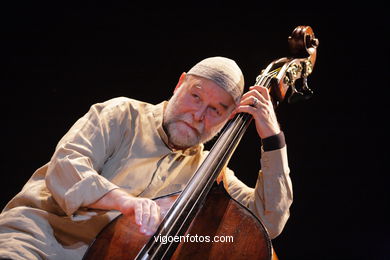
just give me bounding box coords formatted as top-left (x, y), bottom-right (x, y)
top-left (163, 90), bottom-right (225, 150)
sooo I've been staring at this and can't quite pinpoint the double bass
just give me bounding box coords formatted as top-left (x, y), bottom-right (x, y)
top-left (83, 25), bottom-right (319, 260)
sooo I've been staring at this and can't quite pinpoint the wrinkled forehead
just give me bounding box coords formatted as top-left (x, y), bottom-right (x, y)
top-left (184, 75), bottom-right (236, 108)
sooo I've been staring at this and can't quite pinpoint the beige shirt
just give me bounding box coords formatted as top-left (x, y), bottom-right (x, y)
top-left (0, 97), bottom-right (292, 260)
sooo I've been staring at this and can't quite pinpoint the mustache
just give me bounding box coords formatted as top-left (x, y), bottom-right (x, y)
top-left (177, 115), bottom-right (204, 136)
top-left (181, 121), bottom-right (202, 136)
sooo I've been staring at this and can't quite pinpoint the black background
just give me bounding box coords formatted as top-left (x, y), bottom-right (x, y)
top-left (1, 1), bottom-right (388, 259)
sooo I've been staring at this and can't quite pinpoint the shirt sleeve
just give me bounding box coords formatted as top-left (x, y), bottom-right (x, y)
top-left (223, 145), bottom-right (292, 239)
top-left (45, 99), bottom-right (128, 216)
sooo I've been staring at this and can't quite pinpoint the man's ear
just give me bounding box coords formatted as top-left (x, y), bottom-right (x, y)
top-left (174, 72), bottom-right (187, 93)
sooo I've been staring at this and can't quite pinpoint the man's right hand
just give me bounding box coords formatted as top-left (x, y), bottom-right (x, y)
top-left (118, 195), bottom-right (161, 235)
top-left (87, 188), bottom-right (161, 236)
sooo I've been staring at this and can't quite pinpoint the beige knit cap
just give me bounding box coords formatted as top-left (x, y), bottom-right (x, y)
top-left (187, 56), bottom-right (244, 104)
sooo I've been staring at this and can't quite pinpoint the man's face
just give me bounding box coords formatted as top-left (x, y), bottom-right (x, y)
top-left (163, 74), bottom-right (236, 150)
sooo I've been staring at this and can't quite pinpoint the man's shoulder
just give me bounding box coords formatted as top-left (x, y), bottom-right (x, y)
top-left (95, 97), bottom-right (167, 126)
top-left (102, 97), bottom-right (150, 107)
top-left (98, 97), bottom-right (158, 113)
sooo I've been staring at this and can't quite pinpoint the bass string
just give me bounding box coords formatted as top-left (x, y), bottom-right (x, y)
top-left (256, 70), bottom-right (278, 89)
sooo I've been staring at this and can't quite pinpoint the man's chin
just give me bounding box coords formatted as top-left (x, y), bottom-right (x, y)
top-left (166, 124), bottom-right (197, 148)
top-left (168, 133), bottom-right (200, 150)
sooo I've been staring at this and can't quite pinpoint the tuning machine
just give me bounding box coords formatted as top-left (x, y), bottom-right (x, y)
top-left (287, 61), bottom-right (314, 104)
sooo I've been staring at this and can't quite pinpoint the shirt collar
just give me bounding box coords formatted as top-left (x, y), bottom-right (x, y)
top-left (152, 101), bottom-right (203, 157)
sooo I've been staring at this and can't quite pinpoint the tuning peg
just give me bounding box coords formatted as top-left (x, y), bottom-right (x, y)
top-left (301, 77), bottom-right (314, 100)
top-left (288, 76), bottom-right (314, 104)
top-left (288, 85), bottom-right (305, 104)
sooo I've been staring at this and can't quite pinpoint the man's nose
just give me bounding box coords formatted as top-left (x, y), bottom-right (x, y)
top-left (193, 106), bottom-right (206, 122)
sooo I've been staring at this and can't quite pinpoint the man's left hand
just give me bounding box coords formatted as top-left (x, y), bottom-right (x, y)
top-left (232, 85), bottom-right (280, 139)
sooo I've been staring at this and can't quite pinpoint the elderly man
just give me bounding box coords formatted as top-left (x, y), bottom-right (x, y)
top-left (0, 57), bottom-right (292, 260)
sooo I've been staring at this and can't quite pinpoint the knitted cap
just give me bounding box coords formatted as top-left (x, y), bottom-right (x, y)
top-left (187, 57), bottom-right (244, 104)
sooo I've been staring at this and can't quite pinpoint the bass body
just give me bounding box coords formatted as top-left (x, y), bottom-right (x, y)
top-left (83, 185), bottom-right (275, 259)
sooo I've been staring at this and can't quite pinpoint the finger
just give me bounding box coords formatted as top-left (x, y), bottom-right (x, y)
top-left (134, 201), bottom-right (143, 226)
top-left (230, 92), bottom-right (266, 119)
top-left (141, 201), bottom-right (151, 232)
top-left (240, 90), bottom-right (268, 106)
top-left (240, 95), bottom-right (267, 108)
top-left (250, 85), bottom-right (271, 101)
top-left (234, 105), bottom-right (257, 117)
top-left (241, 89), bottom-right (259, 100)
top-left (216, 172), bottom-right (223, 184)
top-left (148, 202), bottom-right (160, 231)
top-left (228, 110), bottom-right (237, 120)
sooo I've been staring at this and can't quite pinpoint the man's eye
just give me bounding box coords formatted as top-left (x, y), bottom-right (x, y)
top-left (192, 94), bottom-right (200, 100)
top-left (209, 107), bottom-right (220, 116)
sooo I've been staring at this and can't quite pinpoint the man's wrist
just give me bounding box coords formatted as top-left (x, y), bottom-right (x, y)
top-left (262, 131), bottom-right (286, 151)
top-left (88, 188), bottom-right (130, 211)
